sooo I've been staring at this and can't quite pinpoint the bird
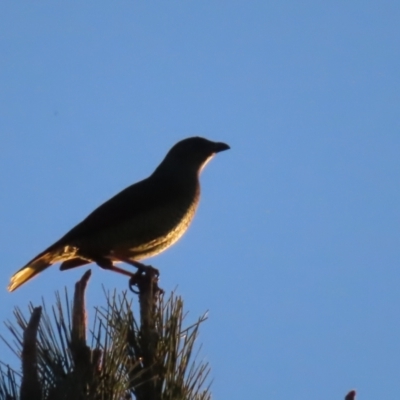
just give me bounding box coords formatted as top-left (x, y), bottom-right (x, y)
top-left (8, 137), bottom-right (230, 291)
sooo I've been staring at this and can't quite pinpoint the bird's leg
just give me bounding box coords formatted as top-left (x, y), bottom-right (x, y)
top-left (127, 261), bottom-right (160, 293)
top-left (114, 258), bottom-right (161, 293)
top-left (95, 258), bottom-right (135, 278)
top-left (117, 258), bottom-right (160, 277)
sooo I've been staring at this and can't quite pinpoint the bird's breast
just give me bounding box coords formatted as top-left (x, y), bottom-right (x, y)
top-left (115, 188), bottom-right (199, 259)
top-left (80, 183), bottom-right (201, 261)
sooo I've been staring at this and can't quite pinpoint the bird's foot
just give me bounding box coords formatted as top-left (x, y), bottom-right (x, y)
top-left (129, 264), bottom-right (163, 295)
top-left (123, 260), bottom-right (159, 276)
top-left (136, 263), bottom-right (159, 277)
top-left (94, 256), bottom-right (162, 294)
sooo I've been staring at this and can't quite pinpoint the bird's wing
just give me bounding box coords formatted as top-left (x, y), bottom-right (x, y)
top-left (56, 175), bottom-right (187, 245)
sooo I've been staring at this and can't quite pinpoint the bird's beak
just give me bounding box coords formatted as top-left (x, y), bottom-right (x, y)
top-left (213, 142), bottom-right (230, 153)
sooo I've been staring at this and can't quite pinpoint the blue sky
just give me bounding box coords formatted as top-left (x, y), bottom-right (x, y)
top-left (1, 2), bottom-right (399, 399)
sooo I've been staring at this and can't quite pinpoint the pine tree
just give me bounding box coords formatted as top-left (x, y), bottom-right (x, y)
top-left (0, 270), bottom-right (210, 400)
top-left (0, 270), bottom-right (357, 399)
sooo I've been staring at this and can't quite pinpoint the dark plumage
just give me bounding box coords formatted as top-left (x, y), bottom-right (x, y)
top-left (8, 137), bottom-right (229, 291)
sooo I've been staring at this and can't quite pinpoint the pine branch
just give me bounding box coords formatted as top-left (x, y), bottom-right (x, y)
top-left (0, 362), bottom-right (19, 400)
top-left (20, 307), bottom-right (42, 400)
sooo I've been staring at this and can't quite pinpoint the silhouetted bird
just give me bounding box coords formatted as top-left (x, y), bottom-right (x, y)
top-left (8, 137), bottom-right (229, 291)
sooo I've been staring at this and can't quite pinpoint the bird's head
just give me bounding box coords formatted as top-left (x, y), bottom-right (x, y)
top-left (154, 137), bottom-right (230, 177)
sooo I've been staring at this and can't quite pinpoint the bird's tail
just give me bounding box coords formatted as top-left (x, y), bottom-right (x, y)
top-left (8, 247), bottom-right (67, 292)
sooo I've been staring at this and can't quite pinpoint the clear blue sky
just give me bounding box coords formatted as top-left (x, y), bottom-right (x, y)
top-left (1, 2), bottom-right (399, 399)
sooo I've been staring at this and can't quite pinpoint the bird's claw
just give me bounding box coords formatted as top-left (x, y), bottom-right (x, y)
top-left (128, 264), bottom-right (162, 294)
top-left (139, 264), bottom-right (159, 277)
top-left (127, 260), bottom-right (159, 276)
